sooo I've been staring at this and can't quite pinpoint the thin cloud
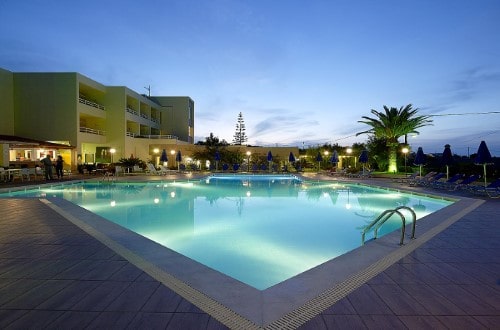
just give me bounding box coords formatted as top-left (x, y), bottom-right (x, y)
top-left (448, 67), bottom-right (500, 102)
top-left (252, 114), bottom-right (319, 137)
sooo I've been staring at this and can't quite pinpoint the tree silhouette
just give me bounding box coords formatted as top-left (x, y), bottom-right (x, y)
top-left (232, 112), bottom-right (248, 145)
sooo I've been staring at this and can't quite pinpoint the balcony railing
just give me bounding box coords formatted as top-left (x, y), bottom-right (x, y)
top-left (126, 107), bottom-right (138, 116)
top-left (126, 108), bottom-right (160, 125)
top-left (134, 134), bottom-right (179, 140)
top-left (79, 97), bottom-right (105, 111)
top-left (80, 126), bottom-right (106, 136)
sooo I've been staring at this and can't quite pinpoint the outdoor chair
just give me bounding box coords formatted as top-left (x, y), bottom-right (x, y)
top-left (157, 165), bottom-right (168, 175)
top-left (431, 173), bottom-right (464, 189)
top-left (114, 165), bottom-right (124, 176)
top-left (410, 172), bottom-right (442, 187)
top-left (469, 178), bottom-right (500, 198)
top-left (329, 168), bottom-right (346, 177)
top-left (419, 172), bottom-right (445, 186)
top-left (347, 170), bottom-right (364, 178)
top-left (28, 168), bottom-right (38, 180)
top-left (133, 165), bottom-right (144, 173)
top-left (19, 168), bottom-right (30, 181)
top-left (359, 169), bottom-right (373, 178)
top-left (446, 174), bottom-right (481, 191)
top-left (146, 163), bottom-right (161, 175)
top-left (394, 171), bottom-right (418, 184)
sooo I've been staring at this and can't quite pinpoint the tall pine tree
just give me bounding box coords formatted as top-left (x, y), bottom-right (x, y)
top-left (232, 112), bottom-right (248, 145)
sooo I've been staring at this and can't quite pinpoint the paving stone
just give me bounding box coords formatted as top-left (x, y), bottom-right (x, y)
top-left (127, 312), bottom-right (173, 328)
top-left (141, 284), bottom-right (183, 313)
top-left (166, 312), bottom-right (210, 329)
top-left (105, 281), bottom-right (160, 312)
top-left (86, 311), bottom-right (137, 329)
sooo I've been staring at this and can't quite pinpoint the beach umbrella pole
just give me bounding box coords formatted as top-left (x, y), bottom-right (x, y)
top-left (483, 164), bottom-right (487, 187)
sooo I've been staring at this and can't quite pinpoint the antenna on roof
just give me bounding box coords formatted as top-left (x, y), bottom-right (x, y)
top-left (144, 85), bottom-right (151, 97)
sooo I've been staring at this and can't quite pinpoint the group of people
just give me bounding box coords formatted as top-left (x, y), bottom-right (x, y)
top-left (40, 154), bottom-right (64, 180)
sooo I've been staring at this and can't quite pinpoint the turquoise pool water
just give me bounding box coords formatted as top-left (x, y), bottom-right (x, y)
top-left (1, 175), bottom-right (452, 289)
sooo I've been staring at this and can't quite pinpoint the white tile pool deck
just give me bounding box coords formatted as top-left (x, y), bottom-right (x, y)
top-left (0, 173), bottom-right (499, 329)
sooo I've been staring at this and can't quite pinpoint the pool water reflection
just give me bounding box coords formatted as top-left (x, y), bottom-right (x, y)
top-left (2, 176), bottom-right (452, 289)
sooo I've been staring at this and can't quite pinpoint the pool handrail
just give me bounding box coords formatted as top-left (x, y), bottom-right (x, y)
top-left (362, 206), bottom-right (417, 246)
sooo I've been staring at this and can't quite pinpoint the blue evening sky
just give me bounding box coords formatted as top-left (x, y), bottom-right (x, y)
top-left (1, 0), bottom-right (499, 156)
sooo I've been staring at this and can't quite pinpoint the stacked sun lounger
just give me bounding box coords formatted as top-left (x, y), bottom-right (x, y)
top-left (409, 172), bottom-right (442, 187)
top-left (430, 173), bottom-right (463, 189)
top-left (395, 172), bottom-right (419, 184)
top-left (468, 178), bottom-right (500, 198)
top-left (447, 174), bottom-right (481, 191)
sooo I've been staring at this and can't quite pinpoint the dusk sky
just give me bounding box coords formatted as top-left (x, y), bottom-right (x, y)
top-left (1, 0), bottom-right (499, 156)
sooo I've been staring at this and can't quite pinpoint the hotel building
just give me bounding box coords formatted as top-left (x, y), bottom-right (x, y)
top-left (0, 67), bottom-right (194, 170)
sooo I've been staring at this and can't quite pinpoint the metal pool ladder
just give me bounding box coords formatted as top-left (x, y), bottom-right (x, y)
top-left (361, 206), bottom-right (417, 245)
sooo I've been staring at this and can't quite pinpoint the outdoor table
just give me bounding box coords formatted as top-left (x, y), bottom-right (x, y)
top-left (6, 169), bottom-right (21, 181)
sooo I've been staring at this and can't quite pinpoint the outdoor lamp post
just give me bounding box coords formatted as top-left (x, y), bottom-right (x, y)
top-left (246, 151), bottom-right (251, 172)
top-left (402, 147), bottom-right (409, 175)
top-left (109, 148), bottom-right (116, 164)
top-left (346, 148), bottom-right (352, 168)
top-left (170, 150), bottom-right (175, 169)
top-left (153, 148), bottom-right (159, 167)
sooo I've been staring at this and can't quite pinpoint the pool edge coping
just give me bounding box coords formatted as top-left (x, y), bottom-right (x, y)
top-left (1, 178), bottom-right (485, 328)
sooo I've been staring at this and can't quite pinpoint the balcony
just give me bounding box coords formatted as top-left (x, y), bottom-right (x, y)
top-left (126, 107), bottom-right (138, 116)
top-left (79, 97), bottom-right (105, 111)
top-left (126, 108), bottom-right (160, 126)
top-left (80, 126), bottom-right (106, 136)
top-left (133, 134), bottom-right (179, 140)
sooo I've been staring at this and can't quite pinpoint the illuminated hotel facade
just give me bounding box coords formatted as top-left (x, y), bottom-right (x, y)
top-left (0, 67), bottom-right (194, 169)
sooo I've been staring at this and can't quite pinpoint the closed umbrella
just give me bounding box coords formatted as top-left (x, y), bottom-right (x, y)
top-left (214, 150), bottom-right (221, 171)
top-left (315, 152), bottom-right (323, 171)
top-left (441, 144), bottom-right (453, 179)
top-left (267, 151), bottom-right (273, 172)
top-left (329, 150), bottom-right (340, 173)
top-left (413, 147), bottom-right (426, 177)
top-left (474, 140), bottom-right (493, 187)
top-left (288, 152), bottom-right (296, 172)
top-left (359, 150), bottom-right (368, 174)
top-left (329, 150), bottom-right (339, 165)
top-left (160, 149), bottom-right (168, 165)
top-left (176, 150), bottom-right (182, 171)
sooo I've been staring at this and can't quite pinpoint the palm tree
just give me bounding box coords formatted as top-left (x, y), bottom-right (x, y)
top-left (356, 104), bottom-right (432, 173)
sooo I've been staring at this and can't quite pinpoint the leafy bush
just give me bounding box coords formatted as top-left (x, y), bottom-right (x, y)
top-left (117, 156), bottom-right (146, 169)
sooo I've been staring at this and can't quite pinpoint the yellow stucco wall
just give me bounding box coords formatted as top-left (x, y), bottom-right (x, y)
top-left (0, 68), bottom-right (14, 135)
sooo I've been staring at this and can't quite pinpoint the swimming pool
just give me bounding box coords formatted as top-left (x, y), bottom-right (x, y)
top-left (1, 174), bottom-right (452, 290)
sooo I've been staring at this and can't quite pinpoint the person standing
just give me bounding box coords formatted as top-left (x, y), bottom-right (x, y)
top-left (40, 154), bottom-right (54, 180)
top-left (55, 155), bottom-right (64, 179)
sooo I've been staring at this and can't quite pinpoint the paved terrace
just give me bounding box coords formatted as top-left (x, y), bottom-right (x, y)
top-left (0, 173), bottom-right (498, 329)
